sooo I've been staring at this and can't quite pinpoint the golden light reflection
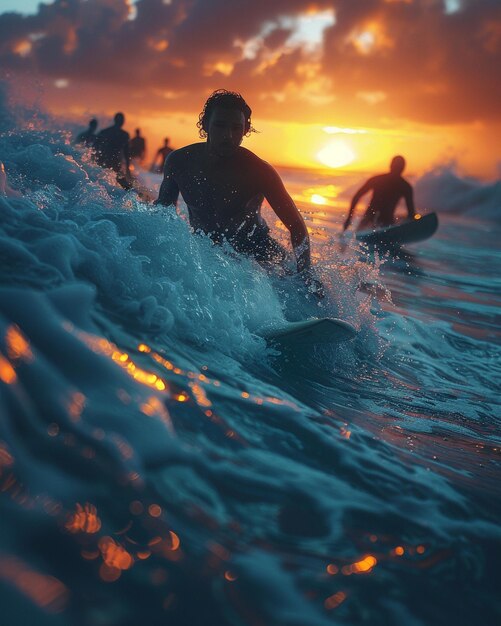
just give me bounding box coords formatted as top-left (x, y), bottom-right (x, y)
top-left (5, 325), bottom-right (33, 362)
top-left (140, 396), bottom-right (174, 433)
top-left (99, 536), bottom-right (133, 571)
top-left (189, 382), bottom-right (212, 407)
top-left (342, 555), bottom-right (377, 575)
top-left (150, 350), bottom-right (180, 374)
top-left (0, 354), bottom-right (16, 384)
top-left (324, 591), bottom-right (346, 610)
top-left (65, 503), bottom-right (101, 534)
top-left (340, 427), bottom-right (351, 439)
top-left (78, 332), bottom-right (168, 392)
top-left (136, 550), bottom-right (151, 560)
top-left (67, 391), bottom-right (86, 422)
top-left (168, 530), bottom-right (181, 551)
top-left (239, 389), bottom-right (300, 411)
top-left (149, 531), bottom-right (181, 559)
top-left (13, 40), bottom-right (32, 57)
top-left (0, 556), bottom-right (69, 612)
top-left (148, 504), bottom-right (162, 518)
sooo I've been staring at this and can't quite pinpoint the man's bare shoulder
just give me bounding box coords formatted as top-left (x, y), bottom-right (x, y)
top-left (238, 146), bottom-right (264, 164)
top-left (167, 143), bottom-right (205, 165)
top-left (237, 147), bottom-right (276, 174)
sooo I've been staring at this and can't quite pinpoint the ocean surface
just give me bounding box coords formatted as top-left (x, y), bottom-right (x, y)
top-left (1, 94), bottom-right (500, 626)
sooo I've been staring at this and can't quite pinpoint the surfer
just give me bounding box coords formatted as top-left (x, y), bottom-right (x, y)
top-left (156, 89), bottom-right (323, 297)
top-left (94, 112), bottom-right (132, 189)
top-left (343, 155), bottom-right (415, 231)
top-left (129, 128), bottom-right (147, 163)
top-left (74, 118), bottom-right (98, 147)
top-left (150, 137), bottom-right (173, 173)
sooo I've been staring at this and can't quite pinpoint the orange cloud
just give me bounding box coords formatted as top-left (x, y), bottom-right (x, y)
top-left (0, 0), bottom-right (499, 175)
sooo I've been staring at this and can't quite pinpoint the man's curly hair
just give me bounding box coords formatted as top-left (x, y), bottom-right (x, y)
top-left (197, 89), bottom-right (257, 138)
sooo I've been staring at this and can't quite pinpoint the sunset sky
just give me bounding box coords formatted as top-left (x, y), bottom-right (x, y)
top-left (1, 0), bottom-right (500, 177)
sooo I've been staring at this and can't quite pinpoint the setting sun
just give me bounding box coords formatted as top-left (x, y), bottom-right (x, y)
top-left (316, 139), bottom-right (356, 169)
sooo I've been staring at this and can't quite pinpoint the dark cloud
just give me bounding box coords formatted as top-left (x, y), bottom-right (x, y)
top-left (0, 0), bottom-right (499, 125)
top-left (323, 0), bottom-right (501, 124)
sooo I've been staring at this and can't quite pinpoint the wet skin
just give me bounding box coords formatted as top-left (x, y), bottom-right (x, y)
top-left (157, 107), bottom-right (321, 292)
top-left (344, 170), bottom-right (415, 231)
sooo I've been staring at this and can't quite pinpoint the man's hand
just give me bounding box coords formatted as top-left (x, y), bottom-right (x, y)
top-left (302, 270), bottom-right (325, 299)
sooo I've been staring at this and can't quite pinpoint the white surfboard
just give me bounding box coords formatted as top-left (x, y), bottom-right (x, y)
top-left (356, 212), bottom-right (438, 247)
top-left (258, 317), bottom-right (357, 347)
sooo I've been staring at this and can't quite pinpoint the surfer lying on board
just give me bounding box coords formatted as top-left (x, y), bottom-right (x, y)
top-left (343, 155), bottom-right (416, 231)
top-left (156, 89), bottom-right (324, 298)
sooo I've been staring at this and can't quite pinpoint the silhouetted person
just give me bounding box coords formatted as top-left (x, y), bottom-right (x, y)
top-left (343, 155), bottom-right (415, 231)
top-left (94, 112), bottom-right (131, 188)
top-left (150, 137), bottom-right (173, 173)
top-left (156, 89), bottom-right (323, 297)
top-left (74, 118), bottom-right (98, 147)
top-left (129, 128), bottom-right (146, 163)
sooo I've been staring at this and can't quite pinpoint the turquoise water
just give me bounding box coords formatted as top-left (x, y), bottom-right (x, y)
top-left (0, 97), bottom-right (500, 625)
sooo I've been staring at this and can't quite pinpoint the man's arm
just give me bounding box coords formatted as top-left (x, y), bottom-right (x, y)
top-left (343, 179), bottom-right (373, 231)
top-left (404, 183), bottom-right (416, 220)
top-left (261, 163), bottom-right (324, 297)
top-left (155, 152), bottom-right (180, 206)
top-left (261, 163), bottom-right (310, 272)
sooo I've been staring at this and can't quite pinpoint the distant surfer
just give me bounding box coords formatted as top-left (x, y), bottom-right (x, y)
top-left (150, 137), bottom-right (173, 173)
top-left (74, 118), bottom-right (98, 147)
top-left (343, 156), bottom-right (415, 231)
top-left (129, 128), bottom-right (147, 163)
top-left (94, 112), bottom-right (132, 189)
top-left (156, 89), bottom-right (323, 297)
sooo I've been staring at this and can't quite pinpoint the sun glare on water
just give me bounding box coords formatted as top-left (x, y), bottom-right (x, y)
top-left (316, 139), bottom-right (356, 168)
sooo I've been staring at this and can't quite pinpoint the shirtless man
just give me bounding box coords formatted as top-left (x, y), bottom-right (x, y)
top-left (74, 118), bottom-right (98, 147)
top-left (150, 137), bottom-right (173, 173)
top-left (129, 128), bottom-right (147, 163)
top-left (156, 89), bottom-right (323, 296)
top-left (343, 155), bottom-right (415, 231)
top-left (94, 112), bottom-right (131, 189)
